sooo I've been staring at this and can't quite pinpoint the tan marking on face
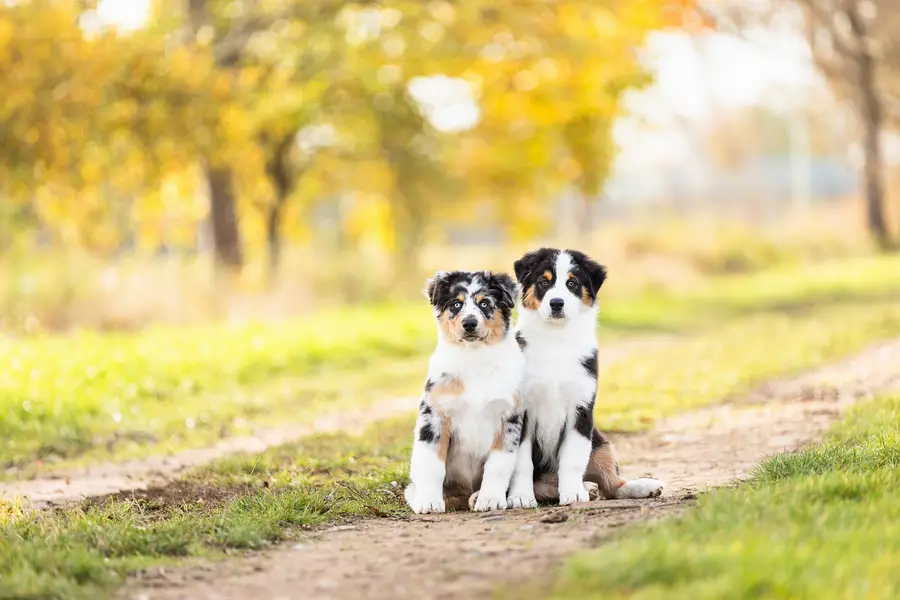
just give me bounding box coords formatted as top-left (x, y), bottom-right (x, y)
top-left (569, 272), bottom-right (592, 306)
top-left (522, 285), bottom-right (540, 310)
top-left (581, 287), bottom-right (592, 306)
top-left (474, 293), bottom-right (485, 304)
top-left (542, 271), bottom-right (553, 281)
top-left (456, 293), bottom-right (465, 303)
top-left (483, 308), bottom-right (507, 344)
top-left (431, 375), bottom-right (464, 397)
top-left (438, 310), bottom-right (468, 344)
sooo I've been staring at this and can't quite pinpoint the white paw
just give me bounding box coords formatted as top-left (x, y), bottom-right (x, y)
top-left (616, 478), bottom-right (664, 499)
top-left (409, 494), bottom-right (446, 514)
top-left (473, 491), bottom-right (508, 512)
top-left (583, 481), bottom-right (600, 501)
top-left (507, 494), bottom-right (538, 509)
top-left (558, 486), bottom-right (590, 506)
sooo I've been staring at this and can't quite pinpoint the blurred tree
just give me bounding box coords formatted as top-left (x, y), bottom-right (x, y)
top-left (1, 0), bottom-right (709, 277)
top-left (162, 0), bottom-right (381, 275)
top-left (378, 0), bottom-right (709, 243)
top-left (245, 4), bottom-right (347, 276)
top-left (797, 0), bottom-right (897, 248)
top-left (723, 0), bottom-right (898, 248)
top-left (184, 0), bottom-right (245, 271)
top-left (0, 0), bottom-right (220, 252)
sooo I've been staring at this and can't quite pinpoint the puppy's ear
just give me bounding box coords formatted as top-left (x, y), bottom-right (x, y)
top-left (575, 253), bottom-right (607, 295)
top-left (512, 255), bottom-right (533, 283)
top-left (487, 272), bottom-right (518, 308)
top-left (424, 271), bottom-right (449, 306)
top-left (513, 248), bottom-right (547, 283)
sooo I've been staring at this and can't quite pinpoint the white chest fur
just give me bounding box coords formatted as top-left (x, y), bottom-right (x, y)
top-left (427, 337), bottom-right (524, 485)
top-left (517, 310), bottom-right (597, 465)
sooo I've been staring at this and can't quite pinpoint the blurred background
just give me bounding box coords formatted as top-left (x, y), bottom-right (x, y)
top-left (1, 0), bottom-right (898, 332)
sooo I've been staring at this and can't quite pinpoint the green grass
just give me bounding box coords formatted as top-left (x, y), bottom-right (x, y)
top-left (541, 395), bottom-right (900, 600)
top-left (600, 253), bottom-right (900, 331)
top-left (0, 418), bottom-right (413, 600)
top-left (2, 356), bottom-right (425, 479)
top-left (0, 304), bottom-right (430, 472)
top-left (596, 300), bottom-right (900, 430)
top-left (2, 253), bottom-right (899, 472)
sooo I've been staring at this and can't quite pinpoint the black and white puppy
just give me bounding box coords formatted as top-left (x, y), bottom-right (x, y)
top-left (405, 270), bottom-right (528, 514)
top-left (507, 248), bottom-right (664, 506)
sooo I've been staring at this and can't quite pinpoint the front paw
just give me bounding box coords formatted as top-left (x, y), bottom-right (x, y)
top-left (507, 493), bottom-right (538, 509)
top-left (409, 494), bottom-right (446, 514)
top-left (471, 490), bottom-right (508, 512)
top-left (558, 486), bottom-right (590, 506)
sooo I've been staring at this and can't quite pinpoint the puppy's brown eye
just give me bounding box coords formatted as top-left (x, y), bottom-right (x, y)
top-left (567, 280), bottom-right (577, 289)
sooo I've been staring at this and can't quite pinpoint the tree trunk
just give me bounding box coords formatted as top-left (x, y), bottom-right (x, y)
top-left (205, 166), bottom-right (244, 270)
top-left (859, 90), bottom-right (891, 249)
top-left (188, 0), bottom-right (245, 271)
top-left (848, 5), bottom-right (892, 249)
top-left (262, 135), bottom-right (295, 279)
top-left (861, 115), bottom-right (890, 249)
top-left (266, 204), bottom-right (282, 279)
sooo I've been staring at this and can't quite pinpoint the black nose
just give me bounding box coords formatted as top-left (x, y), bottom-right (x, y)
top-left (462, 316), bottom-right (478, 332)
top-left (549, 298), bottom-right (565, 311)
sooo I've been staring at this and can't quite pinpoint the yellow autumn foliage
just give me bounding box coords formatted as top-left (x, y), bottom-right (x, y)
top-left (0, 0), bottom-right (708, 264)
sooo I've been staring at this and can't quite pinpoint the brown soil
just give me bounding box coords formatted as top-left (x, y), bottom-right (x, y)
top-left (84, 480), bottom-right (253, 523)
top-left (0, 337), bottom-right (669, 511)
top-left (123, 338), bottom-right (900, 600)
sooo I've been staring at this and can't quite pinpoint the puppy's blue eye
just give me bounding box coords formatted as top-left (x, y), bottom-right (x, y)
top-left (479, 300), bottom-right (489, 309)
top-left (567, 280), bottom-right (577, 289)
top-left (539, 280), bottom-right (549, 288)
top-left (452, 301), bottom-right (462, 309)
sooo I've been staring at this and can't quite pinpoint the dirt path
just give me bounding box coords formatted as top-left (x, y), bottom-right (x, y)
top-left (0, 337), bottom-right (671, 510)
top-left (124, 338), bottom-right (900, 600)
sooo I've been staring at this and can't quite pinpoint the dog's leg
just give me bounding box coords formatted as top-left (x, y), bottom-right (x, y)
top-left (533, 472), bottom-right (559, 503)
top-left (584, 429), bottom-right (625, 499)
top-left (406, 399), bottom-right (450, 514)
top-left (444, 482), bottom-right (473, 512)
top-left (473, 410), bottom-right (523, 511)
top-left (507, 413), bottom-right (538, 509)
top-left (585, 429), bottom-right (664, 499)
top-left (556, 403), bottom-right (594, 505)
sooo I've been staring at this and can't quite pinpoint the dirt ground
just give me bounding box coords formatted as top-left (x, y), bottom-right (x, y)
top-left (121, 338), bottom-right (900, 600)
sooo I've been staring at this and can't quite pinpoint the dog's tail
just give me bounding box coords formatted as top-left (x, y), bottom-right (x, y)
top-left (585, 429), bottom-right (664, 499)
